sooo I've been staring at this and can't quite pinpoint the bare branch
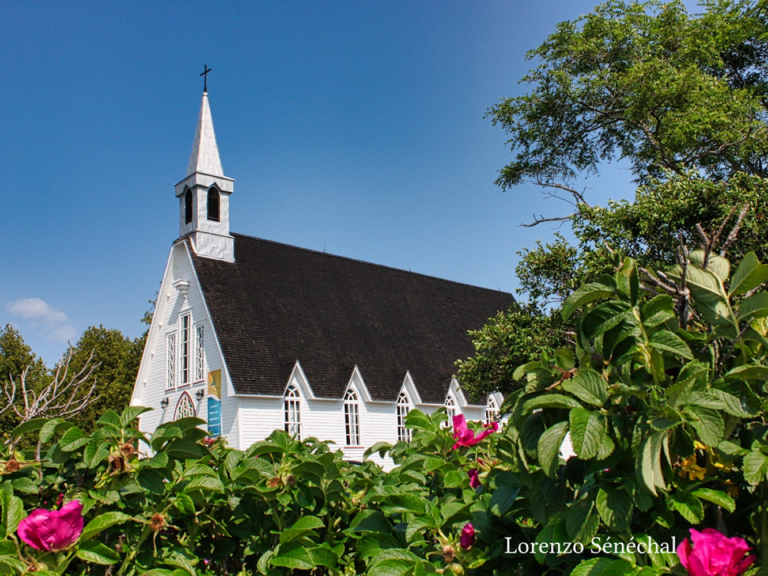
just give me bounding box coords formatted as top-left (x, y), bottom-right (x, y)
top-left (720, 204), bottom-right (750, 256)
top-left (3, 349), bottom-right (101, 447)
top-left (520, 213), bottom-right (575, 228)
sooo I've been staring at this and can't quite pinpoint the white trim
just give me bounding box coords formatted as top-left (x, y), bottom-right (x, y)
top-left (396, 391), bottom-right (412, 442)
top-left (343, 388), bottom-right (361, 446)
top-left (182, 241), bottom-right (237, 399)
top-left (132, 247), bottom-right (176, 406)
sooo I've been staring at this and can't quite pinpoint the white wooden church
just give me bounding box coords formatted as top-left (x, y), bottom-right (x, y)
top-left (130, 91), bottom-right (516, 466)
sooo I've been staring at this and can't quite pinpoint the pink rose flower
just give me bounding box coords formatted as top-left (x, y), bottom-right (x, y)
top-left (460, 522), bottom-right (475, 550)
top-left (452, 415), bottom-right (498, 450)
top-left (18, 500), bottom-right (84, 552)
top-left (468, 469), bottom-right (481, 489)
top-left (677, 528), bottom-right (755, 576)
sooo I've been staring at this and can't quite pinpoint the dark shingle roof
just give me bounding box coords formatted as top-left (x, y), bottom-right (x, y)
top-left (189, 233), bottom-right (516, 403)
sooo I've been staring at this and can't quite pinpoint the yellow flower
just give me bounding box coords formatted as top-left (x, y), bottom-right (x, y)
top-left (680, 456), bottom-right (707, 481)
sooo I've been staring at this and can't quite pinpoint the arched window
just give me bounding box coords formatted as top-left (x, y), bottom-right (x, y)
top-left (397, 392), bottom-right (411, 442)
top-left (445, 395), bottom-right (457, 428)
top-left (175, 392), bottom-right (196, 420)
top-left (184, 188), bottom-right (193, 225)
top-left (344, 389), bottom-right (360, 445)
top-left (284, 385), bottom-right (301, 439)
top-left (207, 187), bottom-right (220, 222)
top-left (485, 396), bottom-right (499, 425)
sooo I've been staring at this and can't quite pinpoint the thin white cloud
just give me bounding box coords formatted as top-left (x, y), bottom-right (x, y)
top-left (7, 298), bottom-right (76, 343)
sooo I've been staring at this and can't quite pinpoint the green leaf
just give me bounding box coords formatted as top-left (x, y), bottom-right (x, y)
top-left (571, 558), bottom-right (635, 576)
top-left (120, 406), bottom-right (152, 426)
top-left (691, 488), bottom-right (736, 513)
top-left (709, 388), bottom-right (760, 418)
top-left (39, 418), bottom-right (70, 444)
top-left (596, 488), bottom-right (632, 531)
top-left (59, 426), bottom-right (89, 452)
top-left (280, 516), bottom-right (325, 544)
top-left (183, 476), bottom-right (224, 493)
top-left (669, 490), bottom-right (705, 523)
top-left (565, 499), bottom-right (599, 544)
top-left (642, 295), bottom-right (676, 327)
top-left (582, 301), bottom-right (632, 340)
top-left (489, 473), bottom-right (521, 516)
top-left (648, 330), bottom-right (693, 359)
top-left (569, 408), bottom-right (604, 460)
top-left (538, 421), bottom-right (568, 477)
top-left (0, 486), bottom-right (24, 538)
top-left (684, 405), bottom-right (724, 446)
top-left (690, 250), bottom-right (730, 283)
top-left (562, 369), bottom-right (607, 407)
top-left (9, 418), bottom-right (48, 437)
top-left (724, 364), bottom-right (768, 382)
top-left (522, 394), bottom-right (583, 415)
top-left (744, 451), bottom-right (768, 485)
top-left (81, 511), bottom-right (132, 541)
top-left (349, 510), bottom-right (392, 534)
top-left (555, 347), bottom-right (575, 371)
top-left (76, 540), bottom-right (121, 565)
top-left (0, 555), bottom-right (26, 573)
top-left (96, 410), bottom-right (122, 430)
top-left (637, 432), bottom-right (667, 496)
top-left (675, 265), bottom-right (726, 307)
top-left (83, 441), bottom-right (110, 469)
top-left (730, 252), bottom-right (768, 296)
top-left (404, 410), bottom-right (433, 431)
top-left (737, 292), bottom-right (768, 321)
top-left (616, 257), bottom-right (639, 304)
top-left (367, 559), bottom-right (412, 576)
top-left (562, 283), bottom-right (616, 320)
top-left (381, 494), bottom-right (428, 515)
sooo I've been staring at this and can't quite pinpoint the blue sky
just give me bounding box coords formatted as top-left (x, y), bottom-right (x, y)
top-left (1, 1), bottom-right (641, 365)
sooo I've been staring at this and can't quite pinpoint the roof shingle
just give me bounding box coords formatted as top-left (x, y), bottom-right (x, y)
top-left (190, 233), bottom-right (516, 404)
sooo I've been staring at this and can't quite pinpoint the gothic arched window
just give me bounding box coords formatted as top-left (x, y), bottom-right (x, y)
top-left (284, 385), bottom-right (301, 439)
top-left (344, 389), bottom-right (361, 445)
top-left (207, 187), bottom-right (220, 222)
top-left (175, 392), bottom-right (196, 420)
top-left (184, 188), bottom-right (193, 225)
top-left (485, 396), bottom-right (499, 425)
top-left (445, 395), bottom-right (457, 428)
top-left (396, 392), bottom-right (411, 442)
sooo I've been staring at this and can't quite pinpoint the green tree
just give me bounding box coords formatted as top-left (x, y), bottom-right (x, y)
top-left (488, 0), bottom-right (768, 195)
top-left (459, 0), bottom-right (768, 398)
top-left (0, 325), bottom-right (49, 440)
top-left (66, 325), bottom-right (144, 433)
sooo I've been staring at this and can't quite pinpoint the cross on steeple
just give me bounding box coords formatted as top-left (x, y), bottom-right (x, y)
top-left (200, 64), bottom-right (212, 93)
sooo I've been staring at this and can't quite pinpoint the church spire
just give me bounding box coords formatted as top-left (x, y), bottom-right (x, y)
top-left (174, 82), bottom-right (235, 263)
top-left (186, 92), bottom-right (224, 177)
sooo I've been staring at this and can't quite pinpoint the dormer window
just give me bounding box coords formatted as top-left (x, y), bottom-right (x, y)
top-left (207, 187), bottom-right (220, 222)
top-left (184, 189), bottom-right (193, 225)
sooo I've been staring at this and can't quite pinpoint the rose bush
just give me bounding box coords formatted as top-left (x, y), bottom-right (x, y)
top-left (0, 253), bottom-right (767, 575)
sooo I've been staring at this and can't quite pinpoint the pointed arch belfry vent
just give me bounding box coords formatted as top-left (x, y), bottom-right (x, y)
top-left (175, 92), bottom-right (235, 263)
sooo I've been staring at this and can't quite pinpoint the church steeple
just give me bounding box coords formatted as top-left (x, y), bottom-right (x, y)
top-left (186, 92), bottom-right (223, 177)
top-left (175, 88), bottom-right (235, 263)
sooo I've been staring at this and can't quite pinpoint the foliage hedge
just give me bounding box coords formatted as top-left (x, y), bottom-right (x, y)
top-left (1, 251), bottom-right (768, 575)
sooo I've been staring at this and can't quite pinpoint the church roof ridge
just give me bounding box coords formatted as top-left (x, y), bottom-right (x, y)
top-left (228, 232), bottom-right (513, 297)
top-left (186, 92), bottom-right (224, 177)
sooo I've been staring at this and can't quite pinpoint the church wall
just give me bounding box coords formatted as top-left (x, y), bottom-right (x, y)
top-left (238, 396), bottom-right (284, 447)
top-left (134, 243), bottom-right (234, 446)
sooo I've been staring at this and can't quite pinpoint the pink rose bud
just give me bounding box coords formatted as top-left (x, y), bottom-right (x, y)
top-left (18, 500), bottom-right (84, 551)
top-left (677, 528), bottom-right (755, 576)
top-left (468, 469), bottom-right (481, 489)
top-left (460, 522), bottom-right (475, 550)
